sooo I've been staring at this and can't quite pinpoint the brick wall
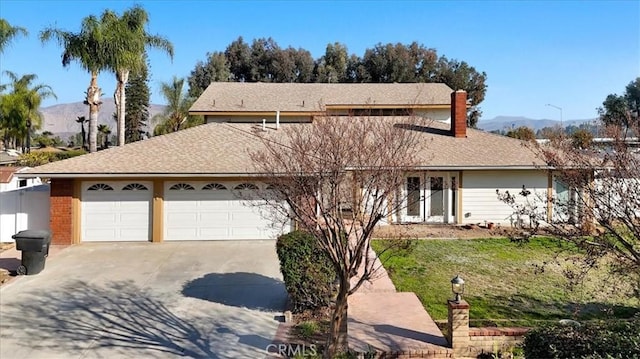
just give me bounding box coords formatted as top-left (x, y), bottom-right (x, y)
top-left (50, 178), bottom-right (74, 245)
top-left (468, 327), bottom-right (528, 355)
top-left (447, 300), bottom-right (528, 357)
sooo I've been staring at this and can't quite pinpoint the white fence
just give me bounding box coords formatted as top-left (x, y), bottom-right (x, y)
top-left (0, 184), bottom-right (50, 242)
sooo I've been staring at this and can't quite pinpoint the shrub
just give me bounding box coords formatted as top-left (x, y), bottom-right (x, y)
top-left (17, 149), bottom-right (87, 167)
top-left (55, 149), bottom-right (86, 160)
top-left (295, 321), bottom-right (320, 340)
top-left (17, 152), bottom-right (56, 166)
top-left (276, 230), bottom-right (336, 313)
top-left (523, 319), bottom-right (640, 359)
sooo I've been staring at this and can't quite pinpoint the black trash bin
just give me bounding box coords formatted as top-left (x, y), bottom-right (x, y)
top-left (12, 230), bottom-right (51, 275)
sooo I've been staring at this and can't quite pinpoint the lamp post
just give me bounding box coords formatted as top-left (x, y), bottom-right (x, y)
top-left (546, 103), bottom-right (563, 128)
top-left (451, 274), bottom-right (465, 303)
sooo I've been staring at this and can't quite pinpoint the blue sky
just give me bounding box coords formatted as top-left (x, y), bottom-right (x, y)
top-left (1, 0), bottom-right (638, 122)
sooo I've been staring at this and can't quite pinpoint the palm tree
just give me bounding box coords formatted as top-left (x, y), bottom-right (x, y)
top-left (0, 18), bottom-right (28, 54)
top-left (101, 5), bottom-right (173, 146)
top-left (0, 71), bottom-right (56, 151)
top-left (97, 124), bottom-right (111, 149)
top-left (152, 76), bottom-right (203, 136)
top-left (40, 15), bottom-right (109, 153)
top-left (76, 116), bottom-right (87, 150)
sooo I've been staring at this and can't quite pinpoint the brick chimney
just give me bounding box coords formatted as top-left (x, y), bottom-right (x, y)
top-left (451, 90), bottom-right (467, 138)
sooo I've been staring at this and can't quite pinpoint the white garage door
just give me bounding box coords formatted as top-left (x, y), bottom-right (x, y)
top-left (164, 181), bottom-right (287, 240)
top-left (81, 181), bottom-right (152, 242)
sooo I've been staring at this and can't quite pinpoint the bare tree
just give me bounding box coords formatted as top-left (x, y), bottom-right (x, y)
top-left (498, 121), bottom-right (640, 297)
top-left (249, 114), bottom-right (429, 357)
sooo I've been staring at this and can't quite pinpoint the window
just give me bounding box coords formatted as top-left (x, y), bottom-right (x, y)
top-left (122, 183), bottom-right (148, 191)
top-left (350, 108), bottom-right (414, 116)
top-left (169, 183), bottom-right (195, 190)
top-left (202, 183), bottom-right (227, 190)
top-left (451, 177), bottom-right (457, 218)
top-left (87, 183), bottom-right (114, 191)
top-left (234, 183), bottom-right (259, 190)
top-left (18, 179), bottom-right (27, 188)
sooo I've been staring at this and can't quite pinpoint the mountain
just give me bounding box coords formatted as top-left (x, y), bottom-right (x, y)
top-left (478, 116), bottom-right (595, 132)
top-left (39, 98), bottom-right (166, 139)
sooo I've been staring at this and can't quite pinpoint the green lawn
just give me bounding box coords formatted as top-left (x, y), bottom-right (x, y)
top-left (373, 237), bottom-right (639, 327)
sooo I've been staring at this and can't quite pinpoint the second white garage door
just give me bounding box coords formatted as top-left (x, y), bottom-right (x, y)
top-left (164, 181), bottom-right (287, 240)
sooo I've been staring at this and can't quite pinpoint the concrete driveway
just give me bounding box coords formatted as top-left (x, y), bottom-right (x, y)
top-left (0, 241), bottom-right (287, 359)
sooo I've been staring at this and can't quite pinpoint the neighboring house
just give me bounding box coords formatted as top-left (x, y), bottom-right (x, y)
top-left (18, 83), bottom-right (556, 245)
top-left (0, 167), bottom-right (50, 242)
top-left (0, 150), bottom-right (20, 166)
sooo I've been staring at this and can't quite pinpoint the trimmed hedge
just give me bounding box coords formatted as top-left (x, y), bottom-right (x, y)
top-left (276, 230), bottom-right (336, 313)
top-left (523, 319), bottom-right (640, 359)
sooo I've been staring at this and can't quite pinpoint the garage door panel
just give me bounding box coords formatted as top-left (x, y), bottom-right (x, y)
top-left (166, 212), bottom-right (199, 225)
top-left (85, 213), bottom-right (118, 227)
top-left (120, 228), bottom-right (150, 239)
top-left (231, 228), bottom-right (262, 239)
top-left (166, 228), bottom-right (198, 239)
top-left (167, 201), bottom-right (199, 210)
top-left (199, 200), bottom-right (232, 209)
top-left (83, 201), bottom-right (118, 212)
top-left (84, 228), bottom-right (118, 241)
top-left (199, 212), bottom-right (230, 222)
top-left (119, 212), bottom-right (149, 226)
top-left (199, 228), bottom-right (230, 237)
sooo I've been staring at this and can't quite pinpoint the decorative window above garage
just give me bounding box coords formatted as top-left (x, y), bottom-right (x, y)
top-left (87, 183), bottom-right (114, 191)
top-left (169, 183), bottom-right (195, 190)
top-left (234, 183), bottom-right (259, 190)
top-left (202, 183), bottom-right (227, 190)
top-left (122, 183), bottom-right (149, 191)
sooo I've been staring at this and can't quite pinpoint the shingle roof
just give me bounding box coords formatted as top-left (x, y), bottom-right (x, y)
top-left (190, 82), bottom-right (454, 113)
top-left (0, 151), bottom-right (19, 165)
top-left (0, 166), bottom-right (24, 183)
top-left (19, 120), bottom-right (546, 178)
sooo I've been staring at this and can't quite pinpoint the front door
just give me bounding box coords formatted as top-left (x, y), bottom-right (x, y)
top-left (426, 176), bottom-right (445, 222)
top-left (404, 176), bottom-right (424, 222)
top-left (402, 173), bottom-right (457, 223)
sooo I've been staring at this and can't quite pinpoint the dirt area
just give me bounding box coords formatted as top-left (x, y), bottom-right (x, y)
top-left (373, 223), bottom-right (516, 239)
top-left (0, 242), bottom-right (16, 285)
top-left (291, 308), bottom-right (332, 346)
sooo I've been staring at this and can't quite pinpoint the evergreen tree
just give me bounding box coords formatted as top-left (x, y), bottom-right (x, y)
top-left (124, 58), bottom-right (150, 143)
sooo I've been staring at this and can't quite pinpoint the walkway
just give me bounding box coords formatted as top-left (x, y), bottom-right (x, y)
top-left (348, 247), bottom-right (453, 358)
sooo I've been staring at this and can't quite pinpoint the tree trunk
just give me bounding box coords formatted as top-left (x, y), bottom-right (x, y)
top-left (115, 69), bottom-right (129, 146)
top-left (324, 275), bottom-right (349, 358)
top-left (80, 121), bottom-right (86, 150)
top-left (86, 71), bottom-right (101, 153)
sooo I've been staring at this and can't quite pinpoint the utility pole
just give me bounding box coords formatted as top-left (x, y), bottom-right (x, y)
top-left (546, 103), bottom-right (563, 132)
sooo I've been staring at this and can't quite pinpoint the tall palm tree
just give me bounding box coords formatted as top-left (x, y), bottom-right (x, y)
top-left (101, 5), bottom-right (173, 146)
top-left (0, 18), bottom-right (28, 54)
top-left (0, 71), bottom-right (56, 151)
top-left (152, 76), bottom-right (202, 136)
top-left (40, 15), bottom-right (109, 153)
